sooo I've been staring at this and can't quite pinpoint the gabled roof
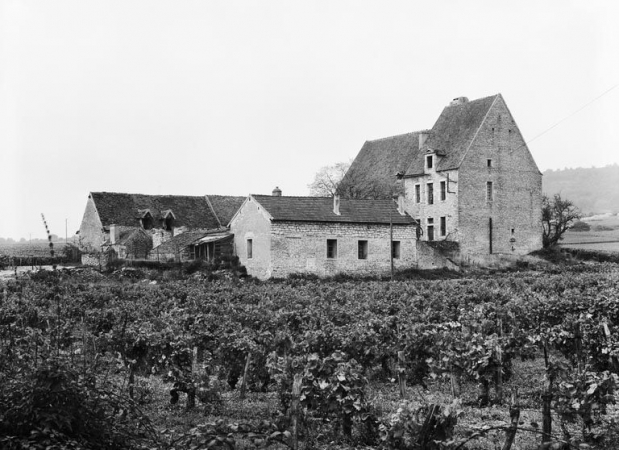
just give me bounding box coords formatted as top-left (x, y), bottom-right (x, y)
top-left (340, 132), bottom-right (420, 197)
top-left (90, 192), bottom-right (220, 229)
top-left (250, 195), bottom-right (415, 225)
top-left (344, 95), bottom-right (501, 185)
top-left (405, 95), bottom-right (498, 175)
top-left (206, 195), bottom-right (246, 227)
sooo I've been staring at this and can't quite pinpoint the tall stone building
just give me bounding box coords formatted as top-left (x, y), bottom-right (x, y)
top-left (344, 94), bottom-right (542, 260)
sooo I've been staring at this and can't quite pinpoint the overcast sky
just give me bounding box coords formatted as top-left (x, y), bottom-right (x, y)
top-left (1, 1), bottom-right (618, 240)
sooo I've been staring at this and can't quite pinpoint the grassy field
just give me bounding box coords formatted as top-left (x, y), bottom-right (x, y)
top-left (560, 213), bottom-right (619, 252)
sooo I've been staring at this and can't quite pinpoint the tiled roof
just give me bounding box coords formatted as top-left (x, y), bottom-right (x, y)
top-left (206, 195), bottom-right (246, 227)
top-left (405, 95), bottom-right (498, 175)
top-left (341, 132), bottom-right (420, 196)
top-left (251, 195), bottom-right (415, 225)
top-left (90, 192), bottom-right (220, 229)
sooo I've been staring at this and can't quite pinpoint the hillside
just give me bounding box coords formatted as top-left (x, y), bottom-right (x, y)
top-left (543, 164), bottom-right (619, 215)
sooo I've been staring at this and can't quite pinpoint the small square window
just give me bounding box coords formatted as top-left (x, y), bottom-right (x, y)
top-left (327, 239), bottom-right (337, 259)
top-left (426, 155), bottom-right (433, 169)
top-left (358, 240), bottom-right (368, 260)
top-left (392, 241), bottom-right (401, 259)
top-left (247, 239), bottom-right (253, 259)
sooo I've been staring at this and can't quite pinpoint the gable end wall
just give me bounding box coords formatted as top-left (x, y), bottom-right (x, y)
top-left (458, 97), bottom-right (542, 256)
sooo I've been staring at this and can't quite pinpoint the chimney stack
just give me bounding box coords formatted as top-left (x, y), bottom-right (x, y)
top-left (272, 186), bottom-right (282, 196)
top-left (449, 96), bottom-right (469, 106)
top-left (333, 195), bottom-right (341, 215)
top-left (419, 130), bottom-right (429, 148)
top-left (110, 224), bottom-right (119, 244)
top-left (397, 195), bottom-right (406, 215)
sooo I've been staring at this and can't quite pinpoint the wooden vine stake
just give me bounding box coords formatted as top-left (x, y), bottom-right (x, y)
top-left (502, 390), bottom-right (520, 450)
top-left (290, 373), bottom-right (303, 450)
top-left (397, 350), bottom-right (407, 398)
top-left (240, 352), bottom-right (252, 400)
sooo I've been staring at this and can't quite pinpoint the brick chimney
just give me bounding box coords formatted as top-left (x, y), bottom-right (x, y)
top-left (272, 186), bottom-right (282, 196)
top-left (333, 195), bottom-right (341, 215)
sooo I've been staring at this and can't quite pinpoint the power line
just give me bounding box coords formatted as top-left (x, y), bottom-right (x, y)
top-left (524, 83), bottom-right (619, 147)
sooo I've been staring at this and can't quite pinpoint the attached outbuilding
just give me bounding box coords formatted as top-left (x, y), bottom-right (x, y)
top-left (229, 193), bottom-right (419, 279)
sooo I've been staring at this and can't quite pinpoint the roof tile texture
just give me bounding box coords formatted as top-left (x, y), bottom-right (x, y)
top-left (251, 195), bottom-right (414, 225)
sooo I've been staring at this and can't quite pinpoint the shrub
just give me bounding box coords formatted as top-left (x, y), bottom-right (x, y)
top-left (0, 359), bottom-right (154, 449)
top-left (570, 221), bottom-right (591, 232)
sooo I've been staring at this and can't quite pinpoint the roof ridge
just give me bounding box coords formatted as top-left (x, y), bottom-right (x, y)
top-left (366, 131), bottom-right (421, 143)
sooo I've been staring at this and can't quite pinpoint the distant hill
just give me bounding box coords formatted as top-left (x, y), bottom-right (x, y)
top-left (543, 165), bottom-right (619, 215)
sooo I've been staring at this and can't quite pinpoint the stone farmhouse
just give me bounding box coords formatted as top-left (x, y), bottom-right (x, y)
top-left (344, 94), bottom-right (542, 262)
top-left (78, 94), bottom-right (542, 275)
top-left (229, 191), bottom-right (421, 279)
top-left (77, 192), bottom-right (244, 264)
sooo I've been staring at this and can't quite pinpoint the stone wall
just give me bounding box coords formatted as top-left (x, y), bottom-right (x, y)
top-left (78, 195), bottom-right (105, 253)
top-left (230, 197), bottom-right (272, 279)
top-left (457, 95), bottom-right (542, 256)
top-left (269, 221), bottom-right (417, 278)
top-left (404, 169), bottom-right (460, 242)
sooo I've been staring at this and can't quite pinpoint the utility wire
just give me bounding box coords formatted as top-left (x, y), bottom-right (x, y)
top-left (523, 83), bottom-right (618, 148)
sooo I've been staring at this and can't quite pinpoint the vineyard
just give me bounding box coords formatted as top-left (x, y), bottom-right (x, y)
top-left (1, 261), bottom-right (619, 449)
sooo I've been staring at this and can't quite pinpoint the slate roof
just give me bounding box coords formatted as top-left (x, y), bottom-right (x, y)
top-left (341, 132), bottom-right (421, 196)
top-left (405, 94), bottom-right (498, 175)
top-left (90, 192), bottom-right (220, 229)
top-left (344, 95), bottom-right (500, 185)
top-left (251, 195), bottom-right (415, 225)
top-left (206, 195), bottom-right (246, 227)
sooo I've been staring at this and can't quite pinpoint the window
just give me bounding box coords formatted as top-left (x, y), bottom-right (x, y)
top-left (427, 225), bottom-right (435, 241)
top-left (440, 216), bottom-right (446, 236)
top-left (142, 214), bottom-right (154, 230)
top-left (486, 181), bottom-right (493, 202)
top-left (357, 240), bottom-right (368, 260)
top-left (415, 184), bottom-right (421, 203)
top-left (427, 183), bottom-right (434, 205)
top-left (427, 218), bottom-right (434, 241)
top-left (511, 228), bottom-right (515, 235)
top-left (392, 241), bottom-right (401, 259)
top-left (164, 215), bottom-right (174, 231)
top-left (487, 159), bottom-right (492, 168)
top-left (327, 239), bottom-right (337, 259)
top-left (246, 239), bottom-right (253, 259)
top-left (440, 181), bottom-right (446, 201)
top-left (426, 155), bottom-right (433, 169)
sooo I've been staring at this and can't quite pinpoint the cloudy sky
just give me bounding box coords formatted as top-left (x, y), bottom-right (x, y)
top-left (1, 0), bottom-right (618, 240)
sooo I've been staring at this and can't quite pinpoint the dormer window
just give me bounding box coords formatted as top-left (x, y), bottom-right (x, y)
top-left (141, 212), bottom-right (154, 230)
top-left (426, 155), bottom-right (433, 169)
top-left (161, 210), bottom-right (176, 231)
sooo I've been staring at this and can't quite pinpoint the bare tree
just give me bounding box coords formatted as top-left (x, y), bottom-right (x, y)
top-left (541, 193), bottom-right (581, 248)
top-left (307, 161), bottom-right (351, 197)
top-left (308, 161), bottom-right (404, 199)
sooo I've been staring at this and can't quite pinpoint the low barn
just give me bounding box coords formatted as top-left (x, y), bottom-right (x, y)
top-left (78, 192), bottom-right (244, 265)
top-left (229, 193), bottom-right (419, 279)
